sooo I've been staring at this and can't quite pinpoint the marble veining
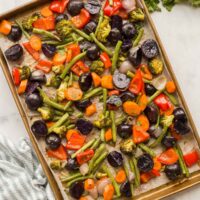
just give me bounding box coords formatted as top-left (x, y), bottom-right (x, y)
top-left (0, 1), bottom-right (200, 199)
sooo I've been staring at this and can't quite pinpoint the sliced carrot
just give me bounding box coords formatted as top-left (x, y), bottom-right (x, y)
top-left (101, 75), bottom-right (114, 89)
top-left (47, 145), bottom-right (67, 160)
top-left (46, 121), bottom-right (55, 128)
top-left (91, 72), bottom-right (101, 87)
top-left (105, 128), bottom-right (112, 142)
top-left (140, 172), bottom-right (152, 183)
top-left (115, 169), bottom-right (126, 183)
top-left (103, 184), bottom-right (114, 200)
top-left (65, 87), bottom-right (83, 101)
top-left (108, 90), bottom-right (120, 96)
top-left (158, 148), bottom-right (179, 165)
top-left (66, 49), bottom-right (72, 63)
top-left (53, 52), bottom-right (67, 65)
top-left (123, 101), bottom-right (141, 116)
top-left (85, 104), bottom-right (97, 117)
top-left (66, 129), bottom-right (80, 141)
top-left (30, 35), bottom-right (42, 51)
top-left (84, 178), bottom-right (95, 190)
top-left (166, 81), bottom-right (176, 93)
top-left (133, 125), bottom-right (150, 144)
top-left (23, 42), bottom-right (40, 61)
top-left (41, 6), bottom-right (53, 17)
top-left (18, 79), bottom-right (28, 95)
top-left (140, 64), bottom-right (153, 80)
top-left (153, 157), bottom-right (162, 171)
top-left (138, 94), bottom-right (148, 112)
top-left (80, 197), bottom-right (88, 200)
top-left (0, 20), bottom-right (11, 35)
top-left (71, 61), bottom-right (89, 76)
top-left (67, 43), bottom-right (80, 58)
top-left (136, 114), bottom-right (150, 131)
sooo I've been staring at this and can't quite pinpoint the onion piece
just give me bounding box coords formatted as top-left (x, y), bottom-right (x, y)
top-left (79, 163), bottom-right (89, 175)
top-left (119, 60), bottom-right (135, 74)
top-left (97, 178), bottom-right (111, 195)
top-left (122, 0), bottom-right (136, 13)
top-left (128, 171), bottom-right (135, 182)
top-left (151, 75), bottom-right (167, 90)
top-left (88, 186), bottom-right (98, 199)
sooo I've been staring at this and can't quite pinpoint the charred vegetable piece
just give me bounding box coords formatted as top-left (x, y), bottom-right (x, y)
top-left (164, 163), bottom-right (182, 180)
top-left (5, 44), bottom-right (23, 61)
top-left (86, 43), bottom-right (100, 61)
top-left (83, 21), bottom-right (97, 34)
top-left (79, 41), bottom-right (91, 52)
top-left (106, 95), bottom-right (122, 110)
top-left (145, 83), bottom-right (157, 96)
top-left (110, 15), bottom-right (122, 30)
top-left (113, 71), bottom-right (130, 91)
top-left (30, 70), bottom-right (46, 83)
top-left (56, 19), bottom-right (72, 40)
top-left (149, 58), bottom-right (163, 75)
top-left (128, 47), bottom-right (142, 67)
top-left (78, 72), bottom-right (93, 92)
top-left (31, 120), bottom-right (48, 137)
top-left (121, 39), bottom-right (133, 52)
top-left (162, 135), bottom-right (177, 148)
top-left (42, 44), bottom-right (56, 58)
top-left (66, 158), bottom-right (79, 171)
top-left (108, 28), bottom-right (122, 45)
top-left (129, 8), bottom-right (145, 22)
top-left (22, 13), bottom-right (39, 31)
top-left (26, 81), bottom-right (41, 95)
top-left (173, 119), bottom-right (190, 135)
top-left (69, 181), bottom-right (84, 199)
top-left (90, 60), bottom-right (104, 75)
top-left (25, 93), bottom-right (42, 111)
top-left (122, 22), bottom-right (136, 39)
top-left (107, 151), bottom-right (123, 168)
top-left (141, 39), bottom-right (159, 59)
top-left (7, 25), bottom-right (22, 42)
top-left (173, 107), bottom-right (187, 123)
top-left (120, 139), bottom-right (135, 155)
top-left (84, 0), bottom-right (101, 15)
top-left (148, 124), bottom-right (162, 138)
top-left (120, 91), bottom-right (136, 102)
top-left (38, 107), bottom-right (54, 121)
top-left (117, 124), bottom-right (132, 139)
top-left (55, 14), bottom-right (68, 23)
top-left (144, 105), bottom-right (159, 124)
top-left (67, 0), bottom-right (84, 16)
top-left (49, 75), bottom-right (62, 88)
top-left (120, 181), bottom-right (132, 197)
top-left (74, 99), bottom-right (92, 112)
top-left (45, 133), bottom-right (61, 150)
top-left (76, 118), bottom-right (93, 135)
top-left (137, 153), bottom-right (154, 172)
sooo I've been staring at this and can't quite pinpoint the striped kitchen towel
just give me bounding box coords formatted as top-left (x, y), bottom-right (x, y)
top-left (0, 134), bottom-right (55, 200)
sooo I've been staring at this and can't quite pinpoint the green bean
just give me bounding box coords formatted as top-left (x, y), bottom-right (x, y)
top-left (111, 40), bottom-right (123, 74)
top-left (60, 172), bottom-right (82, 182)
top-left (116, 114), bottom-right (127, 126)
top-left (48, 113), bottom-right (69, 133)
top-left (164, 91), bottom-right (179, 106)
top-left (68, 72), bottom-right (73, 87)
top-left (83, 87), bottom-right (103, 100)
top-left (95, 9), bottom-right (104, 36)
top-left (71, 139), bottom-right (96, 159)
top-left (54, 110), bottom-right (64, 116)
top-left (15, 20), bottom-right (30, 39)
top-left (66, 175), bottom-right (93, 187)
top-left (56, 37), bottom-right (83, 49)
top-left (66, 124), bottom-right (75, 130)
top-left (64, 101), bottom-right (73, 111)
top-left (52, 116), bottom-right (61, 122)
top-left (102, 164), bottom-right (121, 197)
top-left (138, 143), bottom-right (156, 157)
top-left (60, 52), bottom-right (87, 79)
top-left (103, 88), bottom-right (108, 114)
top-left (110, 111), bottom-right (117, 143)
top-left (100, 128), bottom-right (105, 142)
top-left (148, 89), bottom-right (164, 104)
top-left (132, 158), bottom-right (140, 187)
top-left (33, 28), bottom-right (61, 41)
top-left (90, 138), bottom-right (101, 150)
top-left (127, 71), bottom-right (151, 83)
top-left (72, 27), bottom-right (91, 41)
top-left (90, 33), bottom-right (113, 56)
top-left (133, 28), bottom-right (144, 47)
top-left (93, 152), bottom-right (108, 169)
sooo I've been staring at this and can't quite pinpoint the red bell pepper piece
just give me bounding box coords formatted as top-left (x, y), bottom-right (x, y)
top-left (183, 150), bottom-right (199, 167)
top-left (23, 42), bottom-right (40, 61)
top-left (47, 145), bottom-right (67, 160)
top-left (66, 132), bottom-right (86, 150)
top-left (151, 169), bottom-right (161, 177)
top-left (35, 59), bottom-right (53, 73)
top-left (76, 149), bottom-right (94, 165)
top-left (12, 67), bottom-right (21, 86)
top-left (103, 0), bottom-right (122, 16)
top-left (154, 94), bottom-right (171, 111)
top-left (71, 61), bottom-right (89, 76)
top-left (49, 0), bottom-right (69, 13)
top-left (129, 69), bottom-right (144, 95)
top-left (132, 125), bottom-right (150, 144)
top-left (158, 148), bottom-right (179, 165)
top-left (71, 9), bottom-right (91, 29)
top-left (100, 52), bottom-right (112, 69)
top-left (33, 16), bottom-right (55, 30)
top-left (67, 43), bottom-right (81, 58)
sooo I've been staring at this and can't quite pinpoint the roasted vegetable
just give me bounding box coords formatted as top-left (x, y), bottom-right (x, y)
top-left (76, 118), bottom-right (93, 135)
top-left (164, 163), bottom-right (182, 180)
top-left (86, 43), bottom-right (100, 61)
top-left (149, 58), bottom-right (164, 75)
top-left (25, 93), bottom-right (43, 111)
top-left (57, 81), bottom-right (68, 102)
top-left (120, 139), bottom-right (135, 155)
top-left (50, 160), bottom-right (63, 170)
top-left (90, 60), bottom-right (104, 75)
top-left (69, 181), bottom-right (84, 199)
top-left (128, 47), bottom-right (142, 67)
top-left (79, 73), bottom-right (93, 92)
top-left (45, 133), bottom-right (61, 150)
top-left (113, 70), bottom-right (130, 91)
top-left (52, 65), bottom-right (64, 75)
top-left (49, 75), bottom-right (62, 88)
top-left (42, 43), bottom-right (56, 58)
top-left (137, 153), bottom-right (154, 172)
top-left (31, 120), bottom-right (48, 137)
top-left (161, 115), bottom-right (174, 128)
top-left (106, 95), bottom-right (122, 110)
top-left (56, 19), bottom-right (72, 40)
top-left (129, 8), bottom-right (145, 22)
top-left (30, 70), bottom-right (46, 83)
top-left (22, 13), bottom-right (40, 31)
top-left (141, 39), bottom-right (159, 59)
top-left (5, 44), bottom-right (23, 61)
top-left (122, 22), bottom-right (136, 39)
top-left (52, 126), bottom-right (67, 135)
top-left (107, 151), bottom-right (123, 168)
top-left (7, 25), bottom-right (22, 42)
top-left (38, 107), bottom-right (54, 121)
top-left (93, 112), bottom-right (112, 129)
top-left (67, 0), bottom-right (84, 16)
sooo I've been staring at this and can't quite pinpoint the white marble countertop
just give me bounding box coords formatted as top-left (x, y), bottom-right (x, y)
top-left (0, 0), bottom-right (200, 199)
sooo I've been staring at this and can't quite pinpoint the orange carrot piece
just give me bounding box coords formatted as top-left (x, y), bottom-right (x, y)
top-left (138, 94), bottom-right (148, 112)
top-left (101, 75), bottom-right (114, 89)
top-left (136, 114), bottom-right (150, 131)
top-left (158, 148), bottom-right (179, 165)
top-left (30, 35), bottom-right (42, 51)
top-left (140, 172), bottom-right (152, 183)
top-left (91, 72), bottom-right (101, 87)
top-left (84, 179), bottom-right (95, 190)
top-left (166, 81), bottom-right (176, 93)
top-left (85, 104), bottom-right (97, 117)
top-left (103, 184), bottom-right (114, 200)
top-left (153, 157), bottom-right (162, 171)
top-left (18, 79), bottom-right (28, 95)
top-left (66, 129), bottom-right (80, 141)
top-left (41, 6), bottom-right (53, 17)
top-left (133, 125), bottom-right (150, 144)
top-left (65, 87), bottom-right (83, 101)
top-left (115, 169), bottom-right (126, 183)
top-left (46, 121), bottom-right (55, 128)
top-left (108, 90), bottom-right (120, 96)
top-left (66, 49), bottom-right (73, 63)
top-left (23, 42), bottom-right (40, 61)
top-left (123, 101), bottom-right (141, 116)
top-left (0, 20), bottom-right (11, 35)
top-left (105, 128), bottom-right (112, 142)
top-left (53, 52), bottom-right (67, 65)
